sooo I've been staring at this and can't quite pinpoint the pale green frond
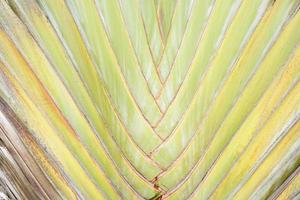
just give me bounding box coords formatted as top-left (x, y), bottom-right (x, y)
top-left (0, 0), bottom-right (299, 199)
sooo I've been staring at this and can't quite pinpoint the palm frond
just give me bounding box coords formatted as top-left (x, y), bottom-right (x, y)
top-left (0, 0), bottom-right (299, 199)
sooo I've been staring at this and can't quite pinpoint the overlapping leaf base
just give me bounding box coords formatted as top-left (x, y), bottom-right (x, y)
top-left (0, 0), bottom-right (299, 199)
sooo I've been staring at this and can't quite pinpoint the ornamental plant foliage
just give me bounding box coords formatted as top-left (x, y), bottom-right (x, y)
top-left (0, 0), bottom-right (299, 199)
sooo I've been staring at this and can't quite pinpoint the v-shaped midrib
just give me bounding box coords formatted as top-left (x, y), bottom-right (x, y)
top-left (154, 0), bottom-right (244, 138)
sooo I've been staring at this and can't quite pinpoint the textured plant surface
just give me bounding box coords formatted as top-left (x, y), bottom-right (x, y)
top-left (0, 0), bottom-right (300, 199)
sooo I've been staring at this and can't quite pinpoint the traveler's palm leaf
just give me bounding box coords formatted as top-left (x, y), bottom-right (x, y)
top-left (0, 0), bottom-right (299, 199)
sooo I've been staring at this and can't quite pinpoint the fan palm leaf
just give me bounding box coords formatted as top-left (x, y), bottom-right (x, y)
top-left (0, 0), bottom-right (299, 199)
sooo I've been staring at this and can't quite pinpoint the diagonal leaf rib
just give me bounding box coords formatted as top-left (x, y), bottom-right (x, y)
top-left (152, 0), bottom-right (271, 169)
top-left (64, 0), bottom-right (162, 153)
top-left (156, 0), bottom-right (297, 191)
top-left (157, 0), bottom-right (195, 81)
top-left (163, 11), bottom-right (300, 198)
top-left (5, 0), bottom-right (162, 197)
top-left (34, 0), bottom-right (163, 179)
top-left (139, 0), bottom-right (164, 67)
